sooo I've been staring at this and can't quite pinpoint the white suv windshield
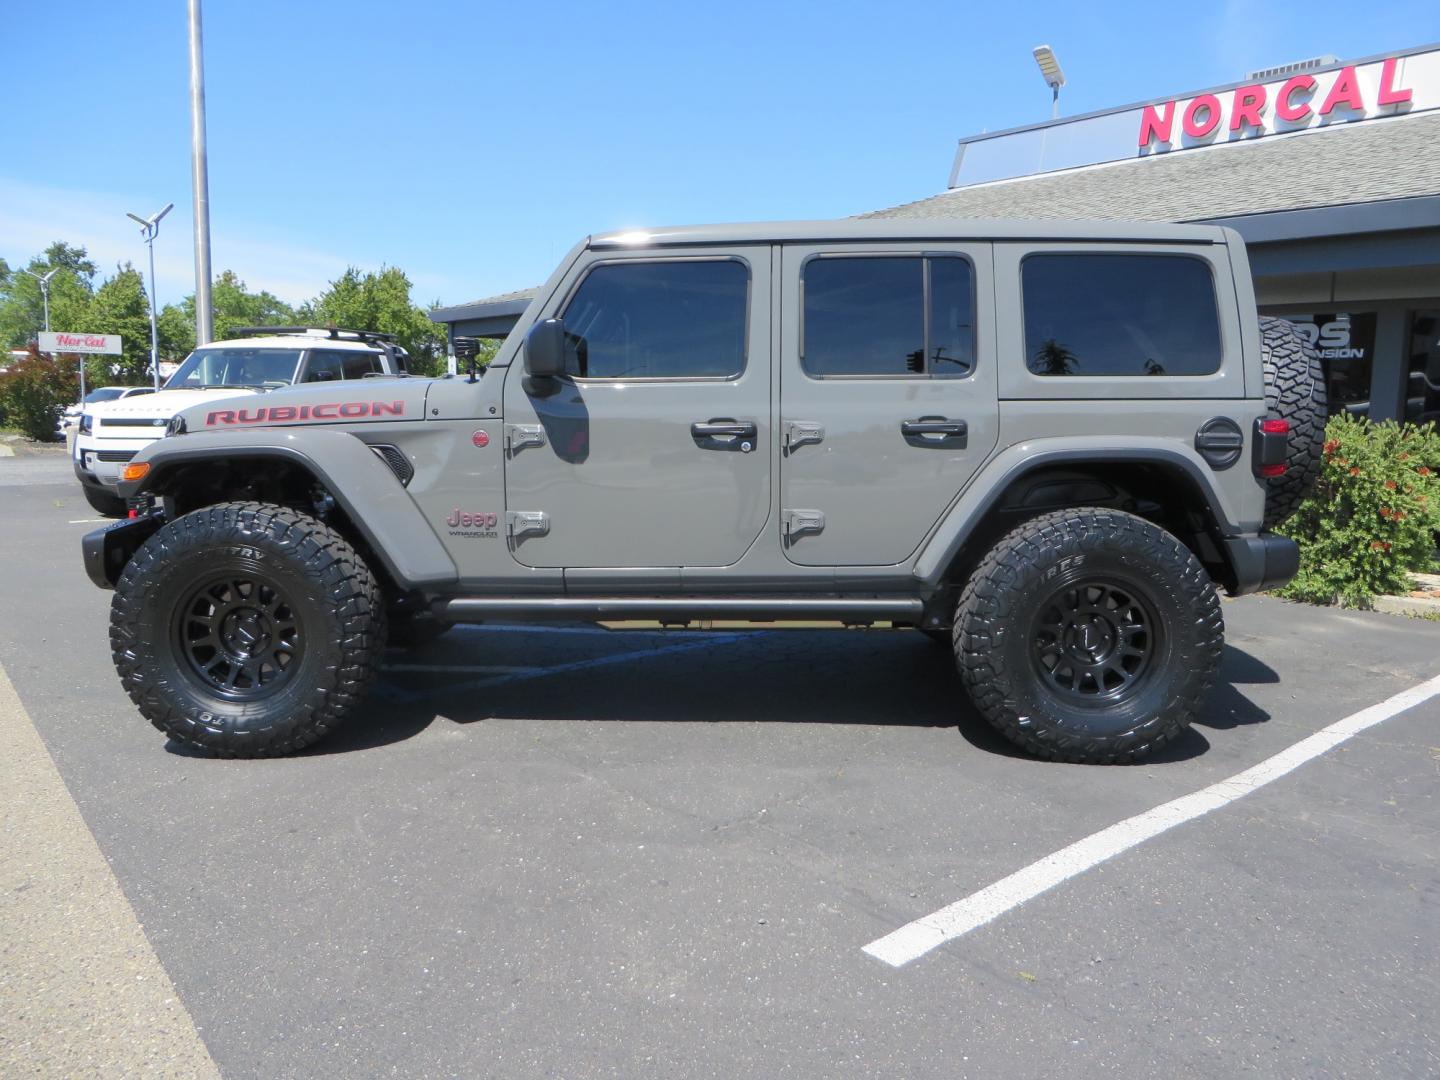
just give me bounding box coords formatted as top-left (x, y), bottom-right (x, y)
top-left (167, 347), bottom-right (302, 389)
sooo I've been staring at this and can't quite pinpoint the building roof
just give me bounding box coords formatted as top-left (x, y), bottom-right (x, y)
top-left (865, 111), bottom-right (1440, 224)
top-left (429, 287), bottom-right (539, 326)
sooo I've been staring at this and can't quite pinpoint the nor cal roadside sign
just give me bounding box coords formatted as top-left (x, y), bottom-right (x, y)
top-left (38, 331), bottom-right (123, 355)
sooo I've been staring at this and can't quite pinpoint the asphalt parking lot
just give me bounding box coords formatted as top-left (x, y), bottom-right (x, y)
top-left (2, 449), bottom-right (1438, 1079)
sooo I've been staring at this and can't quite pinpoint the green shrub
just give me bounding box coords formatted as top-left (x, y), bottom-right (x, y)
top-left (0, 350), bottom-right (77, 442)
top-left (1278, 414), bottom-right (1440, 606)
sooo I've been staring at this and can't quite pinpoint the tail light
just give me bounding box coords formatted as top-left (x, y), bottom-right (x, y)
top-left (1253, 417), bottom-right (1289, 477)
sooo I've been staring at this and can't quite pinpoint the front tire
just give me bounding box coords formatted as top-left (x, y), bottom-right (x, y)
top-left (83, 484), bottom-right (127, 518)
top-left (954, 509), bottom-right (1223, 764)
top-left (110, 502), bottom-right (386, 757)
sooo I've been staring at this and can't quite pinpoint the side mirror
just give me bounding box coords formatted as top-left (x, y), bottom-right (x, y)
top-left (525, 318), bottom-right (566, 379)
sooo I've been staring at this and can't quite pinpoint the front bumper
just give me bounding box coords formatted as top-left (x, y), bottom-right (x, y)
top-left (82, 514), bottom-right (164, 589)
top-left (74, 435), bottom-right (157, 489)
top-left (1222, 534), bottom-right (1300, 596)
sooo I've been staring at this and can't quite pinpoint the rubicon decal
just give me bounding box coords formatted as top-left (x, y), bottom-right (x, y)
top-left (205, 401), bottom-right (405, 425)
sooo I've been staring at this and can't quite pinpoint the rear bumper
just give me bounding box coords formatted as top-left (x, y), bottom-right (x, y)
top-left (1222, 533), bottom-right (1300, 596)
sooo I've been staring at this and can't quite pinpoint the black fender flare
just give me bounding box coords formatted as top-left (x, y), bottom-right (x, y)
top-left (120, 428), bottom-right (458, 589)
top-left (911, 440), bottom-right (1252, 590)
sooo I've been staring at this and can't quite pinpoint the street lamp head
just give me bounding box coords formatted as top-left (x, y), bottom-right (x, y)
top-left (1033, 44), bottom-right (1065, 89)
top-left (127, 212), bottom-right (149, 228)
top-left (150, 203), bottom-right (175, 226)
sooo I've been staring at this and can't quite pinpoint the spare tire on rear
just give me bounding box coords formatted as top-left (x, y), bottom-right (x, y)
top-left (1258, 316), bottom-right (1327, 528)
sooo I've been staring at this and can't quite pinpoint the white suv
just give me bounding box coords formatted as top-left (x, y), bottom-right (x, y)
top-left (74, 327), bottom-right (407, 515)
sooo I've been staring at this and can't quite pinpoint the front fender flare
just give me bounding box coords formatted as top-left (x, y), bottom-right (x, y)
top-left (912, 439), bottom-right (1249, 589)
top-left (121, 428), bottom-right (458, 590)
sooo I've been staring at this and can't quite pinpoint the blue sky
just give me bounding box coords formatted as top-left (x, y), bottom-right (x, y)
top-left (4, 1), bottom-right (1436, 310)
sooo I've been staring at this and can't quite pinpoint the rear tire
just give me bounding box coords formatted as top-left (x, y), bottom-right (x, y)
top-left (1258, 316), bottom-right (1326, 528)
top-left (83, 485), bottom-right (127, 518)
top-left (109, 501), bottom-right (386, 757)
top-left (954, 508), bottom-right (1223, 764)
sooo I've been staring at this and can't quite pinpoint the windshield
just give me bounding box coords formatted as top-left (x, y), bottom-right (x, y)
top-left (85, 388), bottom-right (125, 403)
top-left (166, 347), bottom-right (302, 389)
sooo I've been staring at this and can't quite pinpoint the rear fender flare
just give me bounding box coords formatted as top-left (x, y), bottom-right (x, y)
top-left (120, 428), bottom-right (457, 589)
top-left (912, 439), bottom-right (1249, 589)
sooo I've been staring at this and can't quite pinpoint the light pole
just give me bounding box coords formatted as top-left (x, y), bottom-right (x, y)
top-left (126, 203), bottom-right (174, 390)
top-left (16, 267), bottom-right (78, 396)
top-left (1033, 44), bottom-right (1066, 120)
top-left (189, 0), bottom-right (214, 345)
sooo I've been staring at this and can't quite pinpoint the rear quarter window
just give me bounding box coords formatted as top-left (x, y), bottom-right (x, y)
top-left (1021, 253), bottom-right (1222, 377)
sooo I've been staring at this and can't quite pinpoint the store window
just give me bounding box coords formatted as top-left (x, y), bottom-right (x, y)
top-left (1281, 313), bottom-right (1376, 418)
top-left (1021, 254), bottom-right (1221, 376)
top-left (1405, 310), bottom-right (1440, 427)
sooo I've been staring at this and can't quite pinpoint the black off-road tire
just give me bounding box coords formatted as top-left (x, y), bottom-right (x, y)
top-left (110, 501), bottom-right (386, 757)
top-left (1258, 316), bottom-right (1327, 528)
top-left (83, 485), bottom-right (128, 518)
top-left (954, 508), bottom-right (1223, 764)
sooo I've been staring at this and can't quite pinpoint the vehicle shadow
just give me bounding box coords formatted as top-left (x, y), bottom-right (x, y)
top-left (264, 630), bottom-right (1273, 765)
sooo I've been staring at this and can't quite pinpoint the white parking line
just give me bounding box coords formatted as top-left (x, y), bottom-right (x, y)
top-left (863, 671), bottom-right (1440, 968)
top-left (68, 518), bottom-right (111, 525)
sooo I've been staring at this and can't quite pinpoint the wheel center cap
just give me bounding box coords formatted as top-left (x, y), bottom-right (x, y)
top-left (221, 607), bottom-right (270, 657)
top-left (1065, 616), bottom-right (1115, 662)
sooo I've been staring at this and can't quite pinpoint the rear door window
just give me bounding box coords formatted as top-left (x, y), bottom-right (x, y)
top-left (1021, 254), bottom-right (1221, 376)
top-left (341, 351), bottom-right (383, 379)
top-left (801, 256), bottom-right (975, 378)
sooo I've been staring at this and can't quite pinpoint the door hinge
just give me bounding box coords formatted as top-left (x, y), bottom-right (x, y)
top-left (505, 424), bottom-right (546, 454)
top-left (784, 420), bottom-right (825, 451)
top-left (783, 509), bottom-right (825, 540)
top-left (506, 511), bottom-right (550, 540)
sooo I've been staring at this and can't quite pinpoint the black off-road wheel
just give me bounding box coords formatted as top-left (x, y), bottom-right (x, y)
top-left (954, 508), bottom-right (1223, 764)
top-left (1258, 316), bottom-right (1327, 528)
top-left (83, 485), bottom-right (128, 518)
top-left (110, 501), bottom-right (386, 757)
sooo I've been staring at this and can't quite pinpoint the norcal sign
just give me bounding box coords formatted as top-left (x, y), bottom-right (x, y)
top-left (1138, 53), bottom-right (1435, 153)
top-left (948, 44), bottom-right (1440, 189)
top-left (38, 331), bottom-right (123, 355)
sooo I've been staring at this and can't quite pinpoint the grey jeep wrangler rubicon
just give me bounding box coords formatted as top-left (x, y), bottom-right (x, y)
top-left (84, 220), bottom-right (1324, 764)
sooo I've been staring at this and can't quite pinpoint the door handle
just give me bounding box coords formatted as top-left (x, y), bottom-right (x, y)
top-left (901, 417), bottom-right (968, 440)
top-left (691, 419), bottom-right (757, 439)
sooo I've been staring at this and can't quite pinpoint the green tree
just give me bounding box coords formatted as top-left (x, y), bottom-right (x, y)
top-left (0, 242), bottom-right (99, 349)
top-left (156, 270), bottom-right (300, 361)
top-left (86, 265), bottom-right (155, 384)
top-left (302, 266), bottom-right (447, 376)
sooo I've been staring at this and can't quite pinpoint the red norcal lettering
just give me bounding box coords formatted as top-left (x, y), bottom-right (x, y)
top-left (1181, 94), bottom-right (1222, 138)
top-left (1318, 66), bottom-right (1364, 116)
top-left (1276, 74), bottom-right (1316, 122)
top-left (1137, 101), bottom-right (1175, 147)
top-left (1377, 57), bottom-right (1413, 107)
top-left (1229, 85), bottom-right (1266, 131)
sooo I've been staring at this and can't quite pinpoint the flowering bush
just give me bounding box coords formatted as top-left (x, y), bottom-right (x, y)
top-left (1277, 414), bottom-right (1440, 606)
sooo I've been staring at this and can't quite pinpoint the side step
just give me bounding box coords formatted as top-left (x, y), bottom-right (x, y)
top-left (431, 596), bottom-right (924, 625)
